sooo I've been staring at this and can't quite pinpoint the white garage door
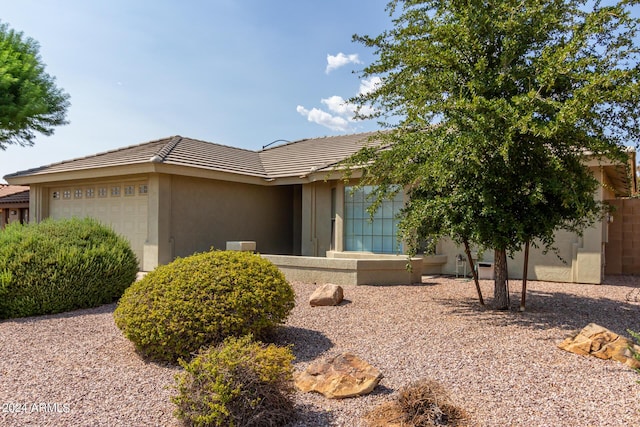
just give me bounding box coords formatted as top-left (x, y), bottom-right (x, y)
top-left (49, 182), bottom-right (148, 267)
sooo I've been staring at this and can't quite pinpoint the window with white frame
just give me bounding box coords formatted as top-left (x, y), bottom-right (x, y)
top-left (343, 186), bottom-right (403, 254)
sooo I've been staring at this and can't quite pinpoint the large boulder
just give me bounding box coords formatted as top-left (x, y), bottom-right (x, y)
top-left (309, 284), bottom-right (344, 306)
top-left (295, 353), bottom-right (382, 399)
top-left (558, 323), bottom-right (640, 369)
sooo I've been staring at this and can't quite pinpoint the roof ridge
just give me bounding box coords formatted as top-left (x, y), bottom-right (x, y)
top-left (151, 136), bottom-right (182, 163)
top-left (182, 136), bottom-right (261, 154)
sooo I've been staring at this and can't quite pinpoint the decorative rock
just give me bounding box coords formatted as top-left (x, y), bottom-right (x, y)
top-left (309, 284), bottom-right (344, 306)
top-left (558, 323), bottom-right (640, 369)
top-left (294, 353), bottom-right (382, 399)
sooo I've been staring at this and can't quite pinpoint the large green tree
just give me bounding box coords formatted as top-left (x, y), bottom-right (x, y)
top-left (0, 21), bottom-right (70, 150)
top-left (344, 0), bottom-right (640, 309)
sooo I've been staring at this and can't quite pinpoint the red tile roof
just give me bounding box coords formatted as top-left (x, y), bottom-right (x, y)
top-left (0, 185), bottom-right (29, 204)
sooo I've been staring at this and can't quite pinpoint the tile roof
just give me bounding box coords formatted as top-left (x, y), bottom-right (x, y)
top-left (0, 185), bottom-right (29, 204)
top-left (259, 132), bottom-right (378, 178)
top-left (4, 132), bottom-right (380, 181)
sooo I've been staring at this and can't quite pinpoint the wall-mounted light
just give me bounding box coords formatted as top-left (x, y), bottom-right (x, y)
top-left (10, 210), bottom-right (17, 215)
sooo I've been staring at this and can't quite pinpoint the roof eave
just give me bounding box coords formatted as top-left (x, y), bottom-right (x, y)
top-left (5, 163), bottom-right (157, 185)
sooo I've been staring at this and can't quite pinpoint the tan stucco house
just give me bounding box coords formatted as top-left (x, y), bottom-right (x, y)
top-left (0, 185), bottom-right (30, 228)
top-left (4, 133), bottom-right (636, 285)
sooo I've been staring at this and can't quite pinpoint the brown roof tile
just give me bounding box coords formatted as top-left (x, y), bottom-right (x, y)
top-left (4, 138), bottom-right (170, 178)
top-left (161, 137), bottom-right (266, 177)
top-left (0, 185), bottom-right (29, 204)
top-left (4, 132), bottom-right (382, 182)
top-left (259, 132), bottom-right (378, 178)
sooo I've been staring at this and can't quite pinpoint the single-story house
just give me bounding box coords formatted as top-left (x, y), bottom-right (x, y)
top-left (0, 184), bottom-right (30, 228)
top-left (3, 133), bottom-right (637, 285)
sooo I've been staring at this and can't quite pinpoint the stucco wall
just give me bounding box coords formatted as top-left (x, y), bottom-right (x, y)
top-left (437, 166), bottom-right (611, 284)
top-left (170, 175), bottom-right (295, 258)
top-left (438, 229), bottom-right (588, 283)
top-left (606, 198), bottom-right (640, 275)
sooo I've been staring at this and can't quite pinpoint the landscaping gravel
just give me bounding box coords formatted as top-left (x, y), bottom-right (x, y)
top-left (1, 275), bottom-right (639, 426)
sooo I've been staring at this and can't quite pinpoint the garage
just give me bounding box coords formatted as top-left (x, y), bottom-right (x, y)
top-left (49, 181), bottom-right (148, 267)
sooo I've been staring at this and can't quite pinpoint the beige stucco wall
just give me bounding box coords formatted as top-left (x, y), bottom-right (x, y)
top-left (21, 172), bottom-right (298, 272)
top-left (169, 175), bottom-right (295, 260)
top-left (263, 254), bottom-right (423, 286)
top-left (438, 229), bottom-right (591, 283)
top-left (144, 173), bottom-right (172, 271)
top-left (320, 164), bottom-right (622, 284)
top-left (28, 183), bottom-right (48, 223)
top-left (437, 165), bottom-right (613, 284)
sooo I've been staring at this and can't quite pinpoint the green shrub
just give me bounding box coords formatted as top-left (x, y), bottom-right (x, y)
top-left (113, 249), bottom-right (295, 363)
top-left (172, 335), bottom-right (296, 427)
top-left (0, 217), bottom-right (138, 319)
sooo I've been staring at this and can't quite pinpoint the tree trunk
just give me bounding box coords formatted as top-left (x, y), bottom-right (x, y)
top-left (520, 241), bottom-right (530, 312)
top-left (493, 248), bottom-right (510, 310)
top-left (463, 239), bottom-right (484, 305)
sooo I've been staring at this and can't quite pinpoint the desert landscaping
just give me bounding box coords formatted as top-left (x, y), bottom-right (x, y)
top-left (1, 275), bottom-right (639, 426)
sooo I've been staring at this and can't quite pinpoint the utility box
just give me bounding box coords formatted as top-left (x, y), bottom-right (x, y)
top-left (226, 241), bottom-right (256, 252)
top-left (477, 262), bottom-right (494, 280)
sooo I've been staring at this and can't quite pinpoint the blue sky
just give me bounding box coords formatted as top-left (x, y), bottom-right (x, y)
top-left (0, 0), bottom-right (390, 181)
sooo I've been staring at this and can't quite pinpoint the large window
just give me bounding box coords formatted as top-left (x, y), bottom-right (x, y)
top-left (344, 186), bottom-right (403, 254)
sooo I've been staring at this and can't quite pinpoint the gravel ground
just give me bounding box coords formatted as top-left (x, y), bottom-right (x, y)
top-left (1, 275), bottom-right (639, 426)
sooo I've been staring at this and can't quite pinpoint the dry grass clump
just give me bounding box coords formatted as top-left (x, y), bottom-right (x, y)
top-left (366, 379), bottom-right (467, 427)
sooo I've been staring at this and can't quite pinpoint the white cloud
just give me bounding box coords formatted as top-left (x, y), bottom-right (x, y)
top-left (297, 60), bottom-right (381, 132)
top-left (326, 52), bottom-right (361, 74)
top-left (321, 95), bottom-right (353, 116)
top-left (359, 76), bottom-right (382, 95)
top-left (297, 93), bottom-right (376, 132)
top-left (296, 105), bottom-right (350, 131)
top-left (322, 91), bottom-right (378, 119)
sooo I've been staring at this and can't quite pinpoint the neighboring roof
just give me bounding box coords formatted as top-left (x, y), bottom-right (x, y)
top-left (3, 132), bottom-right (378, 182)
top-left (0, 185), bottom-right (29, 204)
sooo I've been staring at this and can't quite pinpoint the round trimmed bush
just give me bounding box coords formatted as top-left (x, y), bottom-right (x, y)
top-left (113, 249), bottom-right (295, 362)
top-left (0, 217), bottom-right (138, 319)
top-left (172, 335), bottom-right (296, 427)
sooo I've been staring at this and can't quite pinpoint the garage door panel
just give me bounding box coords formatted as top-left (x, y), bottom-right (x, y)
top-left (49, 182), bottom-right (148, 268)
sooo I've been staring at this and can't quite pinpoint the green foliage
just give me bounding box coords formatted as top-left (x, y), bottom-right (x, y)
top-left (0, 20), bottom-right (70, 149)
top-left (172, 335), bottom-right (296, 427)
top-left (344, 0), bottom-right (640, 307)
top-left (113, 250), bottom-right (295, 363)
top-left (0, 218), bottom-right (138, 319)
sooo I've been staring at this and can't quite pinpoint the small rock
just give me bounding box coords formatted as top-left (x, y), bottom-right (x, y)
top-left (558, 323), bottom-right (640, 369)
top-left (294, 353), bottom-right (382, 399)
top-left (309, 284), bottom-right (344, 306)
